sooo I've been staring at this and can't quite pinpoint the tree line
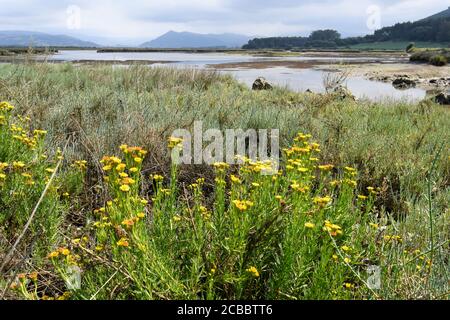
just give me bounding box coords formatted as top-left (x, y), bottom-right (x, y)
top-left (243, 17), bottom-right (450, 49)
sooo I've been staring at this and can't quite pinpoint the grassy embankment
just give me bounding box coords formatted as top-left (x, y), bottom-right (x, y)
top-left (0, 48), bottom-right (57, 56)
top-left (349, 41), bottom-right (449, 51)
top-left (0, 63), bottom-right (448, 300)
top-left (409, 48), bottom-right (450, 66)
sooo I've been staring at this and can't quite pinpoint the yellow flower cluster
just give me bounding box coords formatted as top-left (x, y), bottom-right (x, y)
top-left (0, 101), bottom-right (14, 112)
top-left (9, 127), bottom-right (47, 150)
top-left (72, 160), bottom-right (87, 170)
top-left (47, 247), bottom-right (80, 267)
top-left (101, 147), bottom-right (146, 194)
top-left (246, 266), bottom-right (260, 278)
top-left (213, 162), bottom-right (230, 171)
top-left (168, 137), bottom-right (183, 149)
top-left (0, 162), bottom-right (8, 186)
top-left (119, 144), bottom-right (148, 158)
top-left (313, 196), bottom-right (332, 206)
top-left (323, 220), bottom-right (343, 237)
top-left (232, 199), bottom-right (254, 212)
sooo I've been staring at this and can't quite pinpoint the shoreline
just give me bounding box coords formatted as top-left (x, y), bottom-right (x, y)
top-left (1, 51), bottom-right (448, 92)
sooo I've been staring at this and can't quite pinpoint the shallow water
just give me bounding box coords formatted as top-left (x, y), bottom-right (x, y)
top-left (48, 50), bottom-right (426, 101)
top-left (222, 67), bottom-right (426, 102)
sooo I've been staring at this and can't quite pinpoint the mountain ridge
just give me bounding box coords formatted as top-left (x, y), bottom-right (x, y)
top-left (0, 31), bottom-right (98, 47)
top-left (140, 31), bottom-right (251, 48)
top-left (421, 6), bottom-right (450, 21)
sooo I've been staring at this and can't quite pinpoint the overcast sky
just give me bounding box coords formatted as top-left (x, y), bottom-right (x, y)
top-left (0, 0), bottom-right (448, 45)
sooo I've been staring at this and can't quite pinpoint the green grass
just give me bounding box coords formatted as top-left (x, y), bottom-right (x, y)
top-left (348, 41), bottom-right (449, 50)
top-left (0, 63), bottom-right (449, 300)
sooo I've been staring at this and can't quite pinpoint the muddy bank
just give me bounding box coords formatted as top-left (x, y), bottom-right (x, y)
top-left (325, 62), bottom-right (450, 91)
top-left (208, 58), bottom-right (397, 70)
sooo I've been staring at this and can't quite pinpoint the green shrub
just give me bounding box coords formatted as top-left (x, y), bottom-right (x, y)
top-left (405, 43), bottom-right (415, 53)
top-left (430, 54), bottom-right (448, 66)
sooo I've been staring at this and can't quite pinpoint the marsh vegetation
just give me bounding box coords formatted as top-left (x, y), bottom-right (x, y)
top-left (0, 63), bottom-right (448, 300)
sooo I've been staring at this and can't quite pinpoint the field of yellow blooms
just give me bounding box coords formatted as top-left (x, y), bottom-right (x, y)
top-left (1, 98), bottom-right (448, 300)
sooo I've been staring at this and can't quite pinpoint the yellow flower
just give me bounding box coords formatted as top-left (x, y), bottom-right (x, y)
top-left (313, 196), bottom-right (332, 206)
top-left (129, 167), bottom-right (138, 173)
top-left (384, 235), bottom-right (402, 243)
top-left (294, 133), bottom-right (312, 141)
top-left (122, 219), bottom-right (135, 227)
top-left (323, 221), bottom-right (343, 236)
top-left (117, 238), bottom-right (129, 247)
top-left (28, 272), bottom-right (38, 282)
top-left (48, 251), bottom-right (60, 259)
top-left (46, 168), bottom-right (56, 174)
top-left (246, 266), bottom-right (260, 278)
top-left (213, 162), bottom-right (229, 171)
top-left (12, 161), bottom-right (25, 169)
top-left (230, 175), bottom-right (242, 184)
top-left (119, 185), bottom-right (131, 192)
top-left (0, 173), bottom-right (6, 180)
top-left (60, 248), bottom-right (70, 256)
top-left (173, 215), bottom-right (182, 222)
top-left (358, 195), bottom-right (368, 201)
top-left (304, 222), bottom-right (315, 229)
top-left (122, 177), bottom-right (135, 185)
top-left (168, 136), bottom-right (183, 149)
top-left (369, 223), bottom-right (379, 229)
top-left (344, 166), bottom-right (357, 176)
top-left (137, 212), bottom-right (145, 219)
top-left (133, 157), bottom-right (143, 164)
top-left (344, 179), bottom-right (357, 188)
top-left (33, 129), bottom-right (47, 136)
top-left (0, 101), bottom-right (14, 111)
top-left (116, 163), bottom-right (126, 172)
top-left (344, 257), bottom-right (351, 264)
top-left (233, 200), bottom-right (254, 212)
top-left (318, 164), bottom-right (334, 171)
top-left (102, 165), bottom-right (112, 171)
top-left (344, 283), bottom-right (355, 289)
top-left (341, 245), bottom-right (351, 252)
top-left (329, 180), bottom-right (340, 187)
top-left (119, 172), bottom-right (129, 178)
top-left (153, 174), bottom-right (164, 182)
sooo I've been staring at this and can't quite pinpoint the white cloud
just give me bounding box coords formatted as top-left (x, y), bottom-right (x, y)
top-left (0, 0), bottom-right (449, 44)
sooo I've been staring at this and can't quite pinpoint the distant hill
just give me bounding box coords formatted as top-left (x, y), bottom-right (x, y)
top-left (141, 31), bottom-right (251, 48)
top-left (0, 31), bottom-right (98, 47)
top-left (244, 7), bottom-right (450, 49)
top-left (421, 6), bottom-right (450, 21)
